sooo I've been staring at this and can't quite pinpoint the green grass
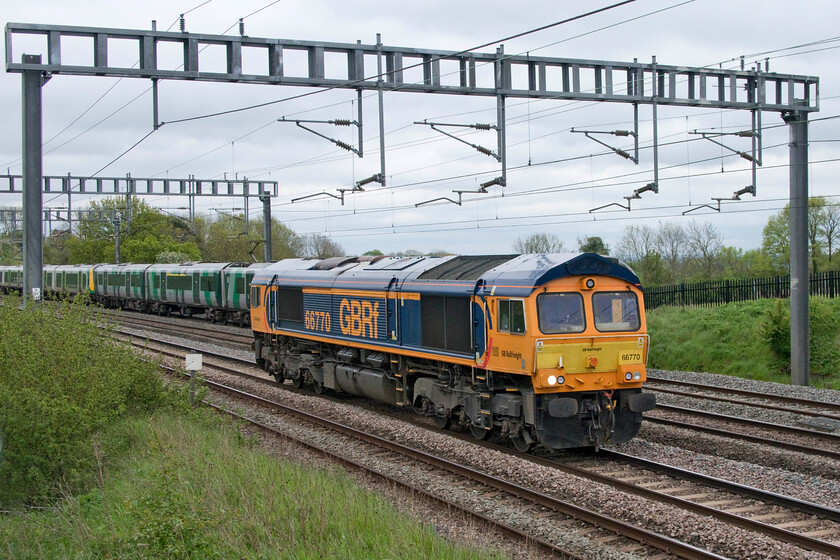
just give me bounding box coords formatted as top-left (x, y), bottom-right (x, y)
top-left (646, 298), bottom-right (840, 389)
top-left (0, 410), bottom-right (505, 560)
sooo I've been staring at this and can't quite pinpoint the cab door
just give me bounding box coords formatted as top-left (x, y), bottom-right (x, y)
top-left (385, 277), bottom-right (399, 342)
top-left (472, 280), bottom-right (487, 363)
top-left (266, 276), bottom-right (278, 330)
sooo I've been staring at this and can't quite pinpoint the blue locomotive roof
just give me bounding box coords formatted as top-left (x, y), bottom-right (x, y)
top-left (255, 253), bottom-right (639, 296)
top-left (479, 253), bottom-right (640, 296)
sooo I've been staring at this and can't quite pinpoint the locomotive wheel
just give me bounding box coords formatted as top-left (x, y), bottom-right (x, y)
top-left (291, 373), bottom-right (304, 388)
top-left (510, 435), bottom-right (534, 453)
top-left (433, 413), bottom-right (450, 430)
top-left (312, 380), bottom-right (325, 394)
top-left (470, 424), bottom-right (489, 440)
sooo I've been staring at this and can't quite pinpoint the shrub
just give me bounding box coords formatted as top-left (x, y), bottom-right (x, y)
top-left (759, 297), bottom-right (840, 376)
top-left (760, 299), bottom-right (791, 372)
top-left (0, 296), bottom-right (169, 504)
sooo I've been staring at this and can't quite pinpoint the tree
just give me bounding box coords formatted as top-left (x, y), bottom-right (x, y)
top-left (614, 225), bottom-right (671, 285)
top-left (807, 197), bottom-right (827, 273)
top-left (156, 251), bottom-right (195, 263)
top-left (513, 233), bottom-right (564, 253)
top-left (577, 236), bottom-right (609, 255)
top-left (762, 208), bottom-right (790, 274)
top-left (824, 202), bottom-right (840, 267)
top-left (0, 237), bottom-right (21, 264)
top-left (394, 249), bottom-right (424, 257)
top-left (761, 198), bottom-right (831, 274)
top-left (363, 249), bottom-right (384, 256)
top-left (614, 225), bottom-right (657, 263)
top-left (201, 213), bottom-right (301, 262)
top-left (0, 207), bottom-right (23, 265)
top-left (299, 233), bottom-right (343, 259)
top-left (685, 221), bottom-right (722, 280)
top-left (656, 222), bottom-right (688, 281)
top-left (67, 197), bottom-right (200, 264)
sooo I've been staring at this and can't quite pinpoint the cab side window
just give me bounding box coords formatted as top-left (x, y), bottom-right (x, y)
top-left (250, 286), bottom-right (260, 308)
top-left (498, 299), bottom-right (526, 334)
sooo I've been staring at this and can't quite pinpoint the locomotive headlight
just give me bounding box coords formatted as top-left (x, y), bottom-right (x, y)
top-left (625, 372), bottom-right (633, 381)
top-left (633, 371), bottom-right (642, 381)
top-left (547, 375), bottom-right (557, 386)
top-left (586, 278), bottom-right (595, 289)
top-left (556, 375), bottom-right (565, 385)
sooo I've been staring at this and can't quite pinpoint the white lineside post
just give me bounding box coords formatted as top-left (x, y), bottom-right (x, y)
top-left (186, 353), bottom-right (203, 405)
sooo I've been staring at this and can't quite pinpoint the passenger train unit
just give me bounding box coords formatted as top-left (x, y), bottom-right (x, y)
top-left (0, 252), bottom-right (655, 450)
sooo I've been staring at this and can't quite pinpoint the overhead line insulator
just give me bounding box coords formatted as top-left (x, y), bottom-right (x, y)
top-left (333, 119), bottom-right (352, 126)
top-left (334, 140), bottom-right (354, 152)
top-left (474, 123), bottom-right (494, 130)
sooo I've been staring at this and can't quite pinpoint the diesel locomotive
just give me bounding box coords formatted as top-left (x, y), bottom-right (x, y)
top-left (1, 251), bottom-right (656, 450)
top-left (250, 252), bottom-right (656, 451)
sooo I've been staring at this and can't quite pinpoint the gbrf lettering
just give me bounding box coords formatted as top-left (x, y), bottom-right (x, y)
top-left (339, 298), bottom-right (379, 338)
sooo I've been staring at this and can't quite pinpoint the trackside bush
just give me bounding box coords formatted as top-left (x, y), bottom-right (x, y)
top-left (759, 297), bottom-right (840, 375)
top-left (0, 296), bottom-right (169, 504)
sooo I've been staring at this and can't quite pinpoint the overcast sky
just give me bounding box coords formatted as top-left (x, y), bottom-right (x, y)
top-left (2, 0), bottom-right (838, 257)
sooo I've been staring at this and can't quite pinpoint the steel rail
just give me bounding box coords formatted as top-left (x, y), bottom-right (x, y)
top-left (205, 402), bottom-right (587, 560)
top-left (645, 415), bottom-right (840, 461)
top-left (654, 403), bottom-right (840, 444)
top-left (647, 375), bottom-right (840, 415)
top-left (598, 449), bottom-right (840, 523)
top-left (647, 385), bottom-right (840, 421)
top-left (109, 313), bottom-right (254, 345)
top-left (183, 372), bottom-right (727, 560)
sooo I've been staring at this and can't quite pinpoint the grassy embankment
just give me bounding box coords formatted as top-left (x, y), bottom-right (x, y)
top-left (0, 297), bottom-right (503, 560)
top-left (646, 297), bottom-right (840, 389)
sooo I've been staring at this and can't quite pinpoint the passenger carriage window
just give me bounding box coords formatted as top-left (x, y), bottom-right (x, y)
top-left (537, 293), bottom-right (585, 334)
top-left (592, 291), bottom-right (640, 332)
top-left (497, 299), bottom-right (526, 334)
top-left (200, 276), bottom-right (217, 292)
top-left (166, 274), bottom-right (191, 291)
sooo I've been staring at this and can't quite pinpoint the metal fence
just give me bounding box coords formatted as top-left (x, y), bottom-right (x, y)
top-left (643, 271), bottom-right (840, 309)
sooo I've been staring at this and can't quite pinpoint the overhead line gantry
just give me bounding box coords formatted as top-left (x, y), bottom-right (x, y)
top-left (5, 22), bottom-right (819, 385)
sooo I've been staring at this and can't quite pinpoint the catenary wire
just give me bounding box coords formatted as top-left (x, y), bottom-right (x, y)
top-left (158, 1), bottom-right (640, 126)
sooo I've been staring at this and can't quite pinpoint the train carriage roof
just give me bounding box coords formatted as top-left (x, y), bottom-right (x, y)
top-left (254, 253), bottom-right (639, 296)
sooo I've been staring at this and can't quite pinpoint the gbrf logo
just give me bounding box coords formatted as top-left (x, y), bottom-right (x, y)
top-left (339, 298), bottom-right (380, 338)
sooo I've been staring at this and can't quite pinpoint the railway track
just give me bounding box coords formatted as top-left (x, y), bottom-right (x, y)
top-left (114, 312), bottom-right (840, 460)
top-left (119, 327), bottom-right (840, 558)
top-left (114, 312), bottom-right (840, 459)
top-left (647, 375), bottom-right (840, 420)
top-left (104, 309), bottom-right (254, 346)
top-left (165, 364), bottom-right (725, 560)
